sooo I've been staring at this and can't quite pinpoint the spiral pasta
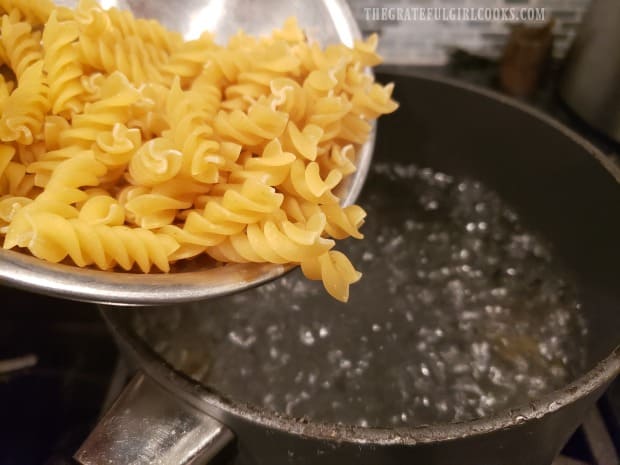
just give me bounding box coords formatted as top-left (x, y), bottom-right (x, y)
top-left (282, 197), bottom-right (365, 241)
top-left (207, 212), bottom-right (334, 265)
top-left (1, 161), bottom-right (34, 196)
top-left (1, 15), bottom-right (42, 80)
top-left (0, 194), bottom-right (30, 233)
top-left (162, 35), bottom-right (214, 86)
top-left (0, 0), bottom-right (53, 25)
top-left (118, 185), bottom-right (191, 229)
top-left (183, 179), bottom-right (284, 241)
top-left (59, 72), bottom-right (141, 147)
top-left (42, 10), bottom-right (84, 116)
top-left (0, 3), bottom-right (398, 302)
top-left (5, 211), bottom-right (178, 272)
top-left (162, 79), bottom-right (232, 184)
top-left (214, 101), bottom-right (289, 148)
top-left (0, 144), bottom-right (15, 179)
top-left (93, 123), bottom-right (142, 169)
top-left (189, 72), bottom-right (222, 124)
top-left (229, 139), bottom-right (295, 187)
top-left (25, 145), bottom-right (82, 188)
top-left (279, 159), bottom-right (342, 204)
top-left (0, 60), bottom-right (49, 145)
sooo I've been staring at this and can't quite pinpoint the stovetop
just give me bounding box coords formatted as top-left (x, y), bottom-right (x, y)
top-left (0, 290), bottom-right (116, 465)
top-left (1, 56), bottom-right (619, 465)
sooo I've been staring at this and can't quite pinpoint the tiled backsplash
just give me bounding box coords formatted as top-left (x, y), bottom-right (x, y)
top-left (350, 0), bottom-right (591, 64)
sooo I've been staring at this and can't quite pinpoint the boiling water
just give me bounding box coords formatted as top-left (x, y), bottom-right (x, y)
top-left (133, 163), bottom-right (588, 428)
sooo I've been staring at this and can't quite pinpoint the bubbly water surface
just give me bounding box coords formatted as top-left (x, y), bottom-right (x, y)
top-left (133, 163), bottom-right (587, 427)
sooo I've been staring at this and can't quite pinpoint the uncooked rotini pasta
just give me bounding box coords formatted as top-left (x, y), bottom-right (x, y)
top-left (0, 0), bottom-right (398, 302)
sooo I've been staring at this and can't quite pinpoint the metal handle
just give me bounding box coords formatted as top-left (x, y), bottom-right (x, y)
top-left (75, 371), bottom-right (234, 465)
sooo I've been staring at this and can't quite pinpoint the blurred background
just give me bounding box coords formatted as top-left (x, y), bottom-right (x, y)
top-left (349, 0), bottom-right (588, 64)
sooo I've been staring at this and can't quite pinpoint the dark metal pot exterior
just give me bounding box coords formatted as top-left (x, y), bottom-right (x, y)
top-left (95, 72), bottom-right (620, 465)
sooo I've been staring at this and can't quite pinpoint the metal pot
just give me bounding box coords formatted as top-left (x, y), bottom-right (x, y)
top-left (77, 72), bottom-right (620, 465)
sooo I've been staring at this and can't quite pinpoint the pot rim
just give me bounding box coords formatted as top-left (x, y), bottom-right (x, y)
top-left (102, 70), bottom-right (620, 446)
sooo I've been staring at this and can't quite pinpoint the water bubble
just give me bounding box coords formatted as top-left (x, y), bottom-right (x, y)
top-left (385, 236), bottom-right (404, 252)
top-left (425, 200), bottom-right (439, 210)
top-left (491, 287), bottom-right (507, 298)
top-left (299, 327), bottom-right (315, 346)
top-left (327, 349), bottom-right (343, 364)
top-left (228, 330), bottom-right (256, 348)
top-left (362, 251), bottom-right (374, 262)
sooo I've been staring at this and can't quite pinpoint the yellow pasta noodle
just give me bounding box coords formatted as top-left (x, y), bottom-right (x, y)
top-left (0, 1), bottom-right (398, 302)
top-left (42, 10), bottom-right (84, 116)
top-left (1, 15), bottom-right (42, 80)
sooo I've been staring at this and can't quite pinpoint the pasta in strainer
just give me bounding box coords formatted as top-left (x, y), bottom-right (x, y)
top-left (0, 0), bottom-right (398, 301)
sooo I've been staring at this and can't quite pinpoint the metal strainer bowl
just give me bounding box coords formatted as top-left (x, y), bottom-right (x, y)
top-left (0, 0), bottom-right (375, 305)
